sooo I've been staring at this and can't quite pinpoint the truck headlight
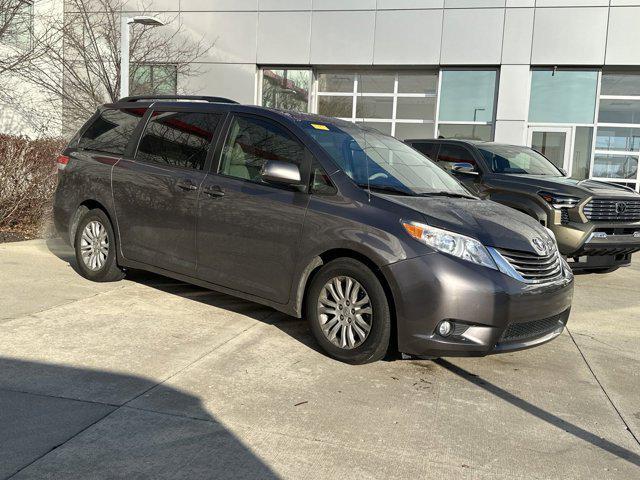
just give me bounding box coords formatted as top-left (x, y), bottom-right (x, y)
top-left (538, 191), bottom-right (580, 209)
top-left (402, 221), bottom-right (497, 270)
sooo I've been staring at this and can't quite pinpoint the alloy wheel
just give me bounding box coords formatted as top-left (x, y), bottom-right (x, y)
top-left (80, 220), bottom-right (109, 271)
top-left (317, 276), bottom-right (373, 349)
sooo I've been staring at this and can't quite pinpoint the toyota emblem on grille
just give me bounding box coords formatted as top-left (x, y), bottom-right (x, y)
top-left (531, 237), bottom-right (548, 256)
top-left (615, 202), bottom-right (628, 214)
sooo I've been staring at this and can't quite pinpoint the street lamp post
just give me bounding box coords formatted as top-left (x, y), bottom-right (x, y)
top-left (119, 16), bottom-right (165, 99)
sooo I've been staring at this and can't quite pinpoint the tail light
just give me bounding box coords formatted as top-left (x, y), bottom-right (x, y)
top-left (57, 154), bottom-right (70, 171)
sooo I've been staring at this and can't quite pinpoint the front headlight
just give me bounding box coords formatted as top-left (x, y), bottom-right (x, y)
top-left (538, 191), bottom-right (580, 209)
top-left (402, 221), bottom-right (497, 270)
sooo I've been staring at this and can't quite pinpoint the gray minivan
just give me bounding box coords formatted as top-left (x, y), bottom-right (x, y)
top-left (53, 96), bottom-right (574, 364)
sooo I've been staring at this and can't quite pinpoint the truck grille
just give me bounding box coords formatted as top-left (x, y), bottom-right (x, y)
top-left (500, 312), bottom-right (566, 342)
top-left (496, 248), bottom-right (563, 283)
top-left (583, 198), bottom-right (640, 222)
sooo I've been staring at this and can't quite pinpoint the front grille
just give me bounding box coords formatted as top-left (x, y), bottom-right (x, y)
top-left (496, 248), bottom-right (563, 283)
top-left (583, 198), bottom-right (640, 222)
top-left (500, 314), bottom-right (565, 342)
top-left (560, 208), bottom-right (570, 225)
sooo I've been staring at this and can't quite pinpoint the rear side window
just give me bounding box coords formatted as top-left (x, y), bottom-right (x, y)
top-left (436, 144), bottom-right (476, 172)
top-left (136, 111), bottom-right (221, 170)
top-left (78, 108), bottom-right (145, 156)
top-left (219, 115), bottom-right (304, 182)
top-left (412, 142), bottom-right (439, 159)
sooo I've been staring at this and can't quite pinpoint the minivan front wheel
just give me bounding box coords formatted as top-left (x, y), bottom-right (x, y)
top-left (306, 258), bottom-right (391, 364)
top-left (74, 209), bottom-right (125, 282)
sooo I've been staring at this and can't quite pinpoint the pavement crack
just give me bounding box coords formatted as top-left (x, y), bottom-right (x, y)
top-left (6, 406), bottom-right (116, 480)
top-left (567, 326), bottom-right (640, 448)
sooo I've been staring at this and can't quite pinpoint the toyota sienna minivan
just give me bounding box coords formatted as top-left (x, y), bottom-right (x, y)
top-left (53, 96), bottom-right (574, 364)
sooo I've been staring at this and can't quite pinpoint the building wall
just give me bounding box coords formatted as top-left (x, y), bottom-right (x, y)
top-left (0, 0), bottom-right (64, 138)
top-left (122, 0), bottom-right (640, 145)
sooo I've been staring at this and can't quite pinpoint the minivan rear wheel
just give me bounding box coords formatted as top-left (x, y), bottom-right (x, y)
top-left (306, 258), bottom-right (391, 364)
top-left (74, 209), bottom-right (125, 282)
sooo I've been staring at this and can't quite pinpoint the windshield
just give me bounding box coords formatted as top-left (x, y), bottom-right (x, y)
top-left (478, 144), bottom-right (563, 176)
top-left (302, 121), bottom-right (472, 196)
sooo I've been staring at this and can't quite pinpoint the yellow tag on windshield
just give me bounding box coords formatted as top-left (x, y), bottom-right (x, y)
top-left (311, 123), bottom-right (329, 131)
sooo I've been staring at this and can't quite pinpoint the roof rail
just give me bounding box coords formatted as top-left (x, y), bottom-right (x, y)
top-left (118, 95), bottom-right (239, 104)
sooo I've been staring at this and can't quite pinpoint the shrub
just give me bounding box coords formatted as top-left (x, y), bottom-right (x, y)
top-left (0, 134), bottom-right (66, 237)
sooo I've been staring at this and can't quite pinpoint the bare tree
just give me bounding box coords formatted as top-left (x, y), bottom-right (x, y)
top-left (4, 0), bottom-right (212, 135)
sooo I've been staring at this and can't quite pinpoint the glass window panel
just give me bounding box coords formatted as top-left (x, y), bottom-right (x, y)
top-left (394, 123), bottom-right (435, 141)
top-left (438, 70), bottom-right (496, 123)
top-left (261, 69), bottom-right (311, 112)
top-left (78, 109), bottom-right (144, 156)
top-left (356, 97), bottom-right (393, 119)
top-left (598, 99), bottom-right (640, 124)
top-left (1, 1), bottom-right (33, 48)
top-left (358, 122), bottom-right (392, 136)
top-left (592, 154), bottom-right (638, 179)
top-left (152, 65), bottom-right (177, 94)
top-left (131, 64), bottom-right (177, 96)
top-left (136, 112), bottom-right (221, 170)
top-left (409, 141), bottom-right (439, 158)
top-left (531, 131), bottom-right (567, 169)
top-left (220, 115), bottom-right (305, 181)
top-left (398, 72), bottom-right (437, 94)
top-left (529, 69), bottom-right (598, 124)
top-left (318, 96), bottom-right (353, 118)
top-left (572, 127), bottom-right (593, 180)
top-left (358, 72), bottom-right (395, 94)
top-left (438, 124), bottom-right (493, 141)
top-left (600, 73), bottom-right (640, 96)
top-left (396, 97), bottom-right (436, 121)
top-left (596, 126), bottom-right (640, 151)
top-left (437, 144), bottom-right (477, 170)
top-left (318, 72), bottom-right (354, 93)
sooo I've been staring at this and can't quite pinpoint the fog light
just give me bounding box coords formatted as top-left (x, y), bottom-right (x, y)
top-left (437, 320), bottom-right (453, 337)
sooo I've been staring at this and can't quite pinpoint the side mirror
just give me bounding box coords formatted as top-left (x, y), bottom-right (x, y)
top-left (451, 162), bottom-right (479, 176)
top-left (260, 160), bottom-right (302, 186)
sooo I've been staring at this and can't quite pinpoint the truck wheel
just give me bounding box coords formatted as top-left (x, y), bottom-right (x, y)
top-left (305, 258), bottom-right (391, 364)
top-left (74, 209), bottom-right (125, 282)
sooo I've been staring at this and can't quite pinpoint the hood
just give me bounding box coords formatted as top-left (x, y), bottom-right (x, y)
top-left (376, 194), bottom-right (550, 254)
top-left (492, 174), bottom-right (640, 199)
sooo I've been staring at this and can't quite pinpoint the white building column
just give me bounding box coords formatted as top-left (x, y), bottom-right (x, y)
top-left (493, 65), bottom-right (531, 145)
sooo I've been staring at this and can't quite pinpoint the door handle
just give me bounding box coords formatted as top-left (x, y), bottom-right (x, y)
top-left (176, 178), bottom-right (198, 191)
top-left (203, 185), bottom-right (225, 197)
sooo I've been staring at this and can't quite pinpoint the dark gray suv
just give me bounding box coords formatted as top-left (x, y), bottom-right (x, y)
top-left (53, 96), bottom-right (574, 364)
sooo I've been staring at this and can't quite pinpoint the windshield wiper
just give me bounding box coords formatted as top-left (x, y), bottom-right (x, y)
top-left (418, 191), bottom-right (477, 199)
top-left (356, 184), bottom-right (413, 196)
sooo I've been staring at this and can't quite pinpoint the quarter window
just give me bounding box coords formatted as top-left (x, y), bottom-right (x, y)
top-left (219, 116), bottom-right (305, 182)
top-left (136, 112), bottom-right (221, 170)
top-left (78, 108), bottom-right (145, 156)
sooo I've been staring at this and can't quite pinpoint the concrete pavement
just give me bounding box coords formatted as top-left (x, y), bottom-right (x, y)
top-left (0, 238), bottom-right (638, 479)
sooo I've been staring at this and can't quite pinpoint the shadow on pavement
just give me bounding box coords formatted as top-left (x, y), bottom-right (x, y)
top-left (436, 359), bottom-right (640, 468)
top-left (0, 357), bottom-right (279, 479)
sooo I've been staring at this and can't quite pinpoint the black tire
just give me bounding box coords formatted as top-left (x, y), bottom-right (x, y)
top-left (305, 258), bottom-right (391, 364)
top-left (74, 208), bottom-right (125, 282)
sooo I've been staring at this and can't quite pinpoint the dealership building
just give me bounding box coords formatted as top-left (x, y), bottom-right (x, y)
top-left (6, 0), bottom-right (640, 191)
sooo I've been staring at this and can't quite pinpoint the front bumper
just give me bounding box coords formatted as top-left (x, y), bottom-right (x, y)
top-left (382, 253), bottom-right (574, 357)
